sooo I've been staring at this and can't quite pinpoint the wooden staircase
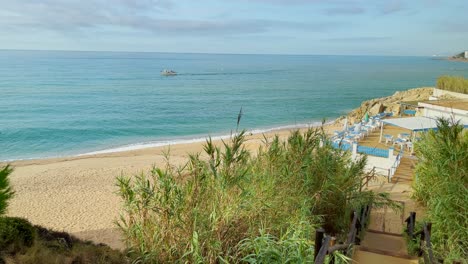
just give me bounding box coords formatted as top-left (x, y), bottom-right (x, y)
top-left (391, 156), bottom-right (416, 184)
top-left (353, 156), bottom-right (419, 263)
top-left (354, 228), bottom-right (418, 263)
top-left (354, 203), bottom-right (417, 263)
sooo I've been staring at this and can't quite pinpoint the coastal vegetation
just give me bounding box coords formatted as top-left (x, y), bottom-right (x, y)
top-left (412, 118), bottom-right (468, 262)
top-left (0, 166), bottom-right (14, 216)
top-left (116, 128), bottom-right (395, 263)
top-left (449, 52), bottom-right (468, 61)
top-left (0, 165), bottom-right (128, 263)
top-left (436, 75), bottom-right (468, 94)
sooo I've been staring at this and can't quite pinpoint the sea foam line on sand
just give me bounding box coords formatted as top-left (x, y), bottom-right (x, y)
top-left (78, 120), bottom-right (330, 157)
top-left (2, 120), bottom-right (333, 162)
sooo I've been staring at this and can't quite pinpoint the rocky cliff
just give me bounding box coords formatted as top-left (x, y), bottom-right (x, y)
top-left (336, 87), bottom-right (434, 124)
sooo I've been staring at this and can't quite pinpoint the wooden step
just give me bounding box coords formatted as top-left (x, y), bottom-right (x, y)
top-left (367, 205), bottom-right (404, 234)
top-left (367, 229), bottom-right (403, 237)
top-left (360, 232), bottom-right (409, 256)
top-left (391, 157), bottom-right (416, 184)
top-left (353, 249), bottom-right (418, 263)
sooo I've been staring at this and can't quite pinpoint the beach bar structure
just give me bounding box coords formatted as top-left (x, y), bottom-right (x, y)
top-left (418, 100), bottom-right (468, 124)
top-left (379, 116), bottom-right (437, 139)
top-left (381, 99), bottom-right (468, 142)
top-left (379, 115), bottom-right (468, 150)
top-left (378, 116), bottom-right (440, 154)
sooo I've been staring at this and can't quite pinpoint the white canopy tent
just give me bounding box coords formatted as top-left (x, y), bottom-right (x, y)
top-left (384, 116), bottom-right (440, 131)
top-left (378, 116), bottom-right (440, 143)
top-left (379, 116), bottom-right (468, 152)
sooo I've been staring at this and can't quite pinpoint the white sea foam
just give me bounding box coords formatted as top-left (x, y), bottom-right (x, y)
top-left (1, 120), bottom-right (335, 162)
top-left (78, 120), bottom-right (330, 157)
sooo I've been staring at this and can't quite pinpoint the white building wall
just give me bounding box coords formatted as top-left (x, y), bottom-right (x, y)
top-left (465, 51), bottom-right (468, 59)
top-left (364, 155), bottom-right (396, 169)
top-left (433, 88), bottom-right (468, 99)
top-left (422, 106), bottom-right (468, 124)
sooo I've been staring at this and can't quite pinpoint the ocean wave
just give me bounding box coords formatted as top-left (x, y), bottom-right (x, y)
top-left (78, 120), bottom-right (330, 157)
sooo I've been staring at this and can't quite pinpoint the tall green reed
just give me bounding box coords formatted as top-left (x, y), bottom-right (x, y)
top-left (436, 75), bottom-right (468, 94)
top-left (116, 128), bottom-right (395, 263)
top-left (413, 118), bottom-right (468, 262)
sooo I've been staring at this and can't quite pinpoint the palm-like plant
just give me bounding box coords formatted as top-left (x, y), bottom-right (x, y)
top-left (0, 165), bottom-right (14, 215)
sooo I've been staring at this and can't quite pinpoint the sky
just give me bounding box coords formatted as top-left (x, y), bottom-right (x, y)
top-left (0, 0), bottom-right (467, 56)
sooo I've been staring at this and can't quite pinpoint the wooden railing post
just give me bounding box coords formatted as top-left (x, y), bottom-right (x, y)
top-left (314, 228), bottom-right (325, 261)
top-left (314, 236), bottom-right (331, 264)
top-left (426, 222), bottom-right (432, 236)
top-left (366, 205), bottom-right (370, 227)
top-left (355, 211), bottom-right (362, 245)
top-left (419, 223), bottom-right (425, 257)
top-left (346, 211), bottom-right (358, 246)
top-left (424, 222), bottom-right (434, 263)
top-left (314, 206), bottom-right (371, 263)
top-left (406, 211), bottom-right (416, 238)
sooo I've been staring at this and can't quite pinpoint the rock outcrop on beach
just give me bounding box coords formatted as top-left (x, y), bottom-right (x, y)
top-left (337, 87), bottom-right (434, 124)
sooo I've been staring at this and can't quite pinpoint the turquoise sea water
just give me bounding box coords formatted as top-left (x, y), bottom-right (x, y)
top-left (1, 50), bottom-right (468, 161)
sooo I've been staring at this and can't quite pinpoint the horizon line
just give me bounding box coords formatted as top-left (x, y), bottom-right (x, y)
top-left (0, 48), bottom-right (439, 58)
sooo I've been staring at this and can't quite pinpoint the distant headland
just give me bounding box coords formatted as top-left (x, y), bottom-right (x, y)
top-left (447, 51), bottom-right (468, 62)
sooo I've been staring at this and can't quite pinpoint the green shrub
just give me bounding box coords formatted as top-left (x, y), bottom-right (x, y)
top-left (413, 118), bottom-right (468, 262)
top-left (238, 223), bottom-right (315, 264)
top-left (3, 224), bottom-right (128, 263)
top-left (436, 75), bottom-right (468, 94)
top-left (0, 217), bottom-right (36, 253)
top-left (117, 128), bottom-right (396, 263)
top-left (402, 221), bottom-right (424, 256)
top-left (0, 165), bottom-right (14, 216)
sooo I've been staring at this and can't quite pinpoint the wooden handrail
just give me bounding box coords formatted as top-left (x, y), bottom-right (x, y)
top-left (371, 166), bottom-right (392, 183)
top-left (314, 206), bottom-right (371, 263)
top-left (422, 223), bottom-right (434, 264)
top-left (388, 149), bottom-right (404, 182)
top-left (314, 228), bottom-right (325, 260)
top-left (405, 212), bottom-right (437, 264)
top-left (405, 211), bottom-right (416, 238)
top-left (361, 168), bottom-right (376, 191)
top-left (346, 211), bottom-right (359, 244)
top-left (314, 236), bottom-right (331, 264)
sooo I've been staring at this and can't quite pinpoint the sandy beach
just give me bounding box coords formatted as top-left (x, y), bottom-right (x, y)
top-left (4, 124), bottom-right (340, 249)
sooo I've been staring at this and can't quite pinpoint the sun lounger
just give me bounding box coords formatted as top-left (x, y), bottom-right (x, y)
top-left (398, 133), bottom-right (410, 140)
top-left (333, 130), bottom-right (345, 137)
top-left (393, 138), bottom-right (405, 149)
top-left (406, 141), bottom-right (413, 151)
top-left (363, 125), bottom-right (373, 134)
top-left (384, 134), bottom-right (393, 145)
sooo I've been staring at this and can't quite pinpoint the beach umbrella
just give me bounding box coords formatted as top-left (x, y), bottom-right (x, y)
top-left (364, 112), bottom-right (369, 123)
